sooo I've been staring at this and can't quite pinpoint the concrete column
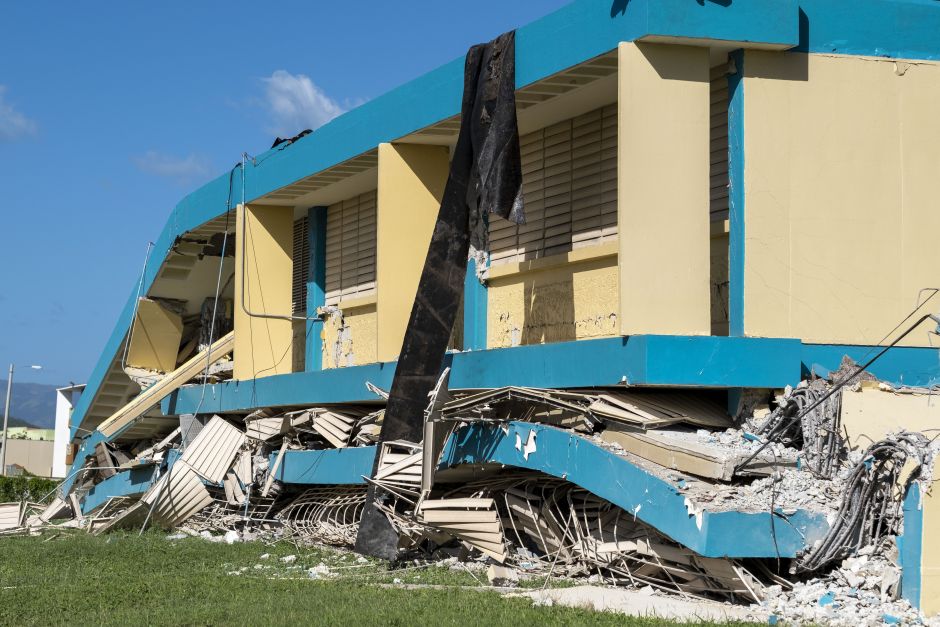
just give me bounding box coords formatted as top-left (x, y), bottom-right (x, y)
top-left (234, 203), bottom-right (295, 380)
top-left (618, 42), bottom-right (711, 336)
top-left (375, 143), bottom-right (449, 362)
top-left (305, 206), bottom-right (327, 372)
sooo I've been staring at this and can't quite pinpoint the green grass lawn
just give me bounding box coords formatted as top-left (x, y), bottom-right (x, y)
top-left (0, 531), bottom-right (752, 626)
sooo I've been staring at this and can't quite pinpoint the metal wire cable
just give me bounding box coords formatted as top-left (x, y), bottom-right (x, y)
top-left (796, 432), bottom-right (929, 572)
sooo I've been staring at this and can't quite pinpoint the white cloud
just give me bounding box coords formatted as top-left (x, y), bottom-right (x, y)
top-left (133, 151), bottom-right (212, 186)
top-left (263, 70), bottom-right (346, 137)
top-left (0, 85), bottom-right (38, 141)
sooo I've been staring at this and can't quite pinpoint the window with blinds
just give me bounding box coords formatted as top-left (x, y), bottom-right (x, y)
top-left (291, 216), bottom-right (309, 315)
top-left (325, 190), bottom-right (377, 306)
top-left (489, 104), bottom-right (617, 266)
top-left (710, 63), bottom-right (730, 221)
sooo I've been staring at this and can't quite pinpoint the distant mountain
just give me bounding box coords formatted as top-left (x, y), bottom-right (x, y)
top-left (0, 381), bottom-right (61, 429)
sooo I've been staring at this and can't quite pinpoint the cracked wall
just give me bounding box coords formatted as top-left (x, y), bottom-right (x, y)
top-left (742, 51), bottom-right (940, 346)
top-left (710, 226), bottom-right (729, 336)
top-left (321, 303), bottom-right (377, 369)
top-left (487, 253), bottom-right (618, 349)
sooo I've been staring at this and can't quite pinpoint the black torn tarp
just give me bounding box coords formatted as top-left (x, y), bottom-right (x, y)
top-left (354, 30), bottom-right (524, 560)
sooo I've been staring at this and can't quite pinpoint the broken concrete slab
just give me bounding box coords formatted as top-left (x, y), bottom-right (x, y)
top-left (515, 586), bottom-right (761, 622)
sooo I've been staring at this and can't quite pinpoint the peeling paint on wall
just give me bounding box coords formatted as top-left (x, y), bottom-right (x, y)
top-left (321, 304), bottom-right (378, 369)
top-left (487, 256), bottom-right (618, 349)
top-left (468, 245), bottom-right (489, 284)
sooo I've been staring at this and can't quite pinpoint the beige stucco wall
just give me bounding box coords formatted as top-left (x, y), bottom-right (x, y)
top-left (840, 386), bottom-right (940, 449)
top-left (126, 298), bottom-right (183, 372)
top-left (618, 42), bottom-right (711, 336)
top-left (376, 143), bottom-right (449, 362)
top-left (742, 51), bottom-right (940, 345)
top-left (487, 245), bottom-right (618, 349)
top-left (322, 300), bottom-right (378, 369)
top-left (4, 439), bottom-right (53, 477)
top-left (234, 204), bottom-right (294, 379)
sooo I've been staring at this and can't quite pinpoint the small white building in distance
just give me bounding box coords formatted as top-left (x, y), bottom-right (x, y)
top-left (53, 384), bottom-right (84, 478)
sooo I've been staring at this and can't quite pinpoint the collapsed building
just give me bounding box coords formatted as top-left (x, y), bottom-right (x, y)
top-left (5, 0), bottom-right (940, 620)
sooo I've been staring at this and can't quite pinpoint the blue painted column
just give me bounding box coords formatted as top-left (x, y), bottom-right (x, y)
top-left (305, 206), bottom-right (328, 371)
top-left (463, 256), bottom-right (488, 351)
top-left (899, 484), bottom-right (923, 609)
top-left (728, 49), bottom-right (746, 338)
top-left (727, 50), bottom-right (747, 413)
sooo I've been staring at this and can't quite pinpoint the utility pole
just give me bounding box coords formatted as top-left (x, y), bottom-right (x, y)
top-left (1, 364), bottom-right (13, 477)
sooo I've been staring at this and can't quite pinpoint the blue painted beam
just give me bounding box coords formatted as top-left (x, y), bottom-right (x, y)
top-left (801, 343), bottom-right (940, 388)
top-left (80, 464), bottom-right (159, 515)
top-left (163, 335), bottom-right (802, 415)
top-left (442, 422), bottom-right (828, 558)
top-left (898, 485), bottom-right (923, 609)
top-left (728, 49), bottom-right (745, 338)
top-left (273, 447), bottom-right (376, 485)
top-left (462, 257), bottom-right (488, 351)
top-left (305, 206), bottom-right (328, 372)
top-left (631, 0), bottom-right (798, 47)
top-left (273, 421), bottom-right (828, 558)
top-left (798, 0), bottom-right (940, 61)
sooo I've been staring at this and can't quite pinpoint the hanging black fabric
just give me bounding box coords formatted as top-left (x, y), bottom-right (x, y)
top-left (354, 30), bottom-right (524, 560)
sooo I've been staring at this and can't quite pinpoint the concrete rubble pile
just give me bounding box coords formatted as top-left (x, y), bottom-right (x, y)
top-left (763, 541), bottom-right (925, 626)
top-left (1, 362), bottom-right (936, 622)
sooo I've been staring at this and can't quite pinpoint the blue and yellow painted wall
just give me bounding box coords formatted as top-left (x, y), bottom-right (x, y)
top-left (67, 0), bottom-right (940, 611)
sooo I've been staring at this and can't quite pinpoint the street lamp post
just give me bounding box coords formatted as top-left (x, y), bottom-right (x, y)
top-left (1, 363), bottom-right (43, 477)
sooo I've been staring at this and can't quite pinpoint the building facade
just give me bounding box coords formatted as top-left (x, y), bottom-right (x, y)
top-left (65, 0), bottom-right (940, 613)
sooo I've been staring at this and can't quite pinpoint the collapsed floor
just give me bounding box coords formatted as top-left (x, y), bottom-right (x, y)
top-left (2, 362), bottom-right (938, 624)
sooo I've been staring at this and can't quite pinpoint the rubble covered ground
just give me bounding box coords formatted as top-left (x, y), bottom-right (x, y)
top-left (2, 361), bottom-right (938, 625)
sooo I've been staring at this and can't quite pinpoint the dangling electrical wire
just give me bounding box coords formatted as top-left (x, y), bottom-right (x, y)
top-left (120, 241), bottom-right (155, 371)
top-left (735, 310), bottom-right (939, 475)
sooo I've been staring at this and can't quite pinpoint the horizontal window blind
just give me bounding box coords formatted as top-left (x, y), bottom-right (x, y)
top-left (325, 191), bottom-right (377, 306)
top-left (291, 216), bottom-right (310, 314)
top-left (489, 104), bottom-right (617, 266)
top-left (710, 63), bottom-right (730, 221)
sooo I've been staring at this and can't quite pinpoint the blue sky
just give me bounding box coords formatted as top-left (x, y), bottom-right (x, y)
top-left (0, 1), bottom-right (570, 386)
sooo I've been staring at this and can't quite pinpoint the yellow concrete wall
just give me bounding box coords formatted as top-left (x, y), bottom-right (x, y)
top-left (840, 385), bottom-right (940, 450)
top-left (376, 143), bottom-right (449, 362)
top-left (618, 42), bottom-right (711, 336)
top-left (921, 478), bottom-right (939, 616)
top-left (487, 244), bottom-right (619, 348)
top-left (322, 300), bottom-right (378, 369)
top-left (234, 204), bottom-right (294, 380)
top-left (126, 298), bottom-right (183, 372)
top-left (742, 51), bottom-right (940, 345)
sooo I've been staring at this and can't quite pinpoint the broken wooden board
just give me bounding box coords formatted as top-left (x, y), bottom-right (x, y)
top-left (245, 416), bottom-right (291, 441)
top-left (417, 497), bottom-right (507, 562)
top-left (97, 331), bottom-right (235, 438)
top-left (599, 427), bottom-right (794, 481)
top-left (0, 502), bottom-right (21, 531)
top-left (311, 410), bottom-right (357, 449)
top-left (140, 463), bottom-right (213, 528)
top-left (374, 441), bottom-right (423, 495)
top-left (588, 390), bottom-right (731, 430)
top-left (442, 387), bottom-right (599, 432)
top-left (179, 415), bottom-right (245, 484)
